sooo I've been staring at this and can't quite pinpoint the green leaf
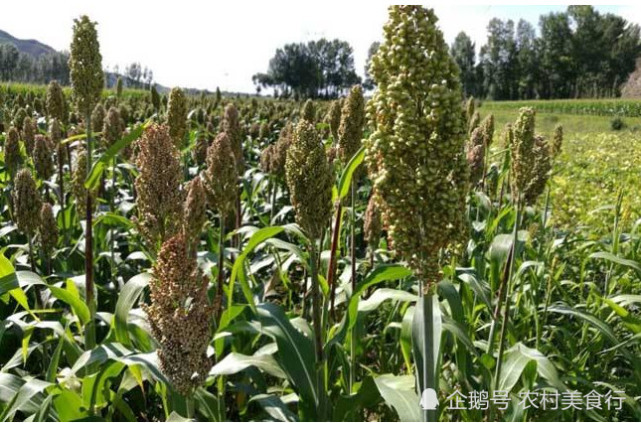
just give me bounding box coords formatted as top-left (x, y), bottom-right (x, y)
top-left (210, 352), bottom-right (286, 379)
top-left (85, 121), bottom-right (148, 190)
top-left (337, 146), bottom-right (364, 200)
top-left (249, 394), bottom-right (297, 422)
top-left (255, 303), bottom-right (319, 414)
top-left (93, 212), bottom-right (134, 230)
top-left (114, 273), bottom-right (151, 347)
top-left (358, 288), bottom-right (417, 312)
top-left (589, 251), bottom-right (641, 273)
top-left (230, 226), bottom-right (285, 311)
top-left (374, 374), bottom-right (421, 422)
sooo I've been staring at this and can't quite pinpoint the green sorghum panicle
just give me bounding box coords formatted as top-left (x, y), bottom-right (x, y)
top-left (363, 191), bottom-right (382, 249)
top-left (69, 15), bottom-right (104, 117)
top-left (465, 97), bottom-right (475, 123)
top-left (49, 119), bottom-right (62, 144)
top-left (524, 135), bottom-right (552, 205)
top-left (269, 122), bottom-right (293, 178)
top-left (72, 149), bottom-right (94, 216)
top-left (468, 110), bottom-right (480, 137)
top-left (338, 85), bottom-right (365, 164)
top-left (13, 168), bottom-right (42, 236)
top-left (39, 203), bottom-right (58, 255)
top-left (134, 124), bottom-right (184, 250)
top-left (22, 116), bottom-right (36, 154)
top-left (14, 108), bottom-right (27, 131)
top-left (46, 80), bottom-right (65, 121)
top-left (365, 5), bottom-right (469, 291)
top-left (167, 87), bottom-right (188, 149)
top-left (183, 175), bottom-right (207, 253)
top-left (259, 122), bottom-right (270, 140)
top-left (222, 103), bottom-right (244, 169)
top-left (300, 99), bottom-right (316, 124)
top-left (552, 124), bottom-right (563, 157)
top-left (102, 106), bottom-right (123, 147)
top-left (151, 86), bottom-right (161, 112)
top-left (203, 132), bottom-right (238, 216)
top-left (91, 104), bottom-right (106, 136)
top-left (285, 120), bottom-right (332, 240)
top-left (192, 131), bottom-right (209, 166)
top-left (326, 99), bottom-right (342, 141)
top-left (33, 135), bottom-right (54, 181)
top-left (480, 113), bottom-right (494, 149)
top-left (466, 127), bottom-right (486, 184)
top-left (144, 234), bottom-right (212, 395)
top-left (510, 107), bottom-right (536, 200)
top-left (260, 144), bottom-right (274, 174)
top-left (5, 127), bottom-right (21, 176)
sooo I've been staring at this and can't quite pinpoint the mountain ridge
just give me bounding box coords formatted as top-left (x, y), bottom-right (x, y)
top-left (0, 29), bottom-right (57, 57)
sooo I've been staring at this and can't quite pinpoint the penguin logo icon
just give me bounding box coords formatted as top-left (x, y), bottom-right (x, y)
top-left (420, 388), bottom-right (439, 410)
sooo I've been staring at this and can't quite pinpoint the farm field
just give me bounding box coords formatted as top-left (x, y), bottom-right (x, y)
top-left (1, 5), bottom-right (641, 423)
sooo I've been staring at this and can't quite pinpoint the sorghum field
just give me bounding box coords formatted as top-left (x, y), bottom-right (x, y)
top-left (1, 6), bottom-right (641, 423)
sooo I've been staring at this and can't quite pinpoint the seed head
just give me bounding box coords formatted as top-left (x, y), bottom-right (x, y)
top-left (203, 132), bottom-right (238, 216)
top-left (510, 107), bottom-right (536, 200)
top-left (192, 131), bottom-right (209, 166)
top-left (134, 124), bottom-right (184, 251)
top-left (91, 103), bottom-right (106, 136)
top-left (468, 110), bottom-right (480, 137)
top-left (183, 175), bottom-right (207, 253)
top-left (33, 135), bottom-right (54, 181)
top-left (466, 127), bottom-right (485, 184)
top-left (69, 15), bottom-right (104, 117)
top-left (465, 97), bottom-right (475, 123)
top-left (338, 85), bottom-right (365, 164)
top-left (46, 81), bottom-right (66, 121)
top-left (167, 87), bottom-right (188, 149)
top-left (285, 120), bottom-right (332, 239)
top-left (364, 191), bottom-right (382, 249)
top-left (102, 106), bottom-right (123, 147)
top-left (222, 103), bottom-right (243, 169)
top-left (5, 127), bottom-right (21, 176)
top-left (260, 144), bottom-right (274, 174)
top-left (13, 168), bottom-right (42, 235)
top-left (326, 99), bottom-right (342, 141)
top-left (39, 203), bottom-right (58, 255)
top-left (480, 114), bottom-right (494, 149)
top-left (300, 99), bottom-right (316, 124)
top-left (49, 118), bottom-right (62, 145)
top-left (523, 135), bottom-right (551, 205)
top-left (71, 148), bottom-right (94, 216)
top-left (269, 123), bottom-right (293, 178)
top-left (22, 116), bottom-right (36, 154)
top-left (144, 234), bottom-right (212, 395)
top-left (14, 108), bottom-right (27, 131)
top-left (365, 5), bottom-right (469, 290)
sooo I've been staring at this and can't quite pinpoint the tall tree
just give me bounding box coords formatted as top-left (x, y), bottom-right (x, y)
top-left (451, 32), bottom-right (476, 97)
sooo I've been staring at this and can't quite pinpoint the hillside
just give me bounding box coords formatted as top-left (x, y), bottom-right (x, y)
top-left (0, 29), bottom-right (57, 57)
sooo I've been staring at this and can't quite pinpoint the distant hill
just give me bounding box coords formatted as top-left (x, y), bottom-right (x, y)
top-left (0, 29), bottom-right (57, 57)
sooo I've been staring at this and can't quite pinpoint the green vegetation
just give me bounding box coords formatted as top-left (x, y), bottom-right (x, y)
top-left (1, 6), bottom-right (641, 423)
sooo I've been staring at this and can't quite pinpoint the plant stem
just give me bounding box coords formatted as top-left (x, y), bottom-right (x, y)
top-left (327, 200), bottom-right (342, 320)
top-left (422, 291), bottom-right (437, 422)
top-left (57, 145), bottom-right (68, 244)
top-left (84, 113), bottom-right (96, 350)
top-left (309, 241), bottom-right (323, 363)
top-left (493, 200), bottom-right (520, 393)
top-left (214, 220), bottom-right (225, 325)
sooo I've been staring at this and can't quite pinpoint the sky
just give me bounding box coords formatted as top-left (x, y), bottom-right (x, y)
top-left (0, 2), bottom-right (635, 93)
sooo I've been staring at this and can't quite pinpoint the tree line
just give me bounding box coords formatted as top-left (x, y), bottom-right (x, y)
top-left (450, 6), bottom-right (641, 100)
top-left (0, 44), bottom-right (70, 85)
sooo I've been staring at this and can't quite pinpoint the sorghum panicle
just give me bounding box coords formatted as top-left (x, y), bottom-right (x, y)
top-left (134, 124), bottom-right (184, 250)
top-left (39, 203), bottom-right (58, 255)
top-left (363, 191), bottom-right (382, 249)
top-left (203, 132), bottom-right (238, 216)
top-left (524, 135), bottom-right (552, 205)
top-left (13, 168), bottom-right (42, 236)
top-left (338, 85), bottom-right (365, 164)
top-left (102, 106), bottom-right (123, 147)
top-left (69, 15), bottom-right (104, 116)
top-left (552, 124), bottom-right (563, 157)
top-left (22, 117), bottom-right (36, 154)
top-left (5, 127), bottom-right (21, 176)
top-left (144, 234), bottom-right (212, 395)
top-left (167, 87), bottom-right (188, 149)
top-left (326, 99), bottom-right (342, 141)
top-left (510, 107), bottom-right (536, 200)
top-left (46, 80), bottom-right (65, 121)
top-left (33, 135), bottom-right (54, 181)
top-left (222, 103), bottom-right (244, 169)
top-left (285, 120), bottom-right (332, 239)
top-left (183, 175), bottom-right (207, 253)
top-left (92, 104), bottom-right (106, 136)
top-left (365, 5), bottom-right (469, 290)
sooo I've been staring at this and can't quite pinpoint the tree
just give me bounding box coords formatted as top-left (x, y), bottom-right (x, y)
top-left (451, 32), bottom-right (476, 97)
top-left (516, 19), bottom-right (538, 99)
top-left (538, 12), bottom-right (574, 98)
top-left (252, 38), bottom-right (361, 99)
top-left (363, 41), bottom-right (380, 91)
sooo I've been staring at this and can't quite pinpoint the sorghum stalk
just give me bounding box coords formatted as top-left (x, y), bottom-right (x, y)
top-left (69, 15), bottom-right (104, 349)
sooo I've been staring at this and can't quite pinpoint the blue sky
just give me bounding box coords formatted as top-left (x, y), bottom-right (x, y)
top-left (0, 3), bottom-right (635, 92)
